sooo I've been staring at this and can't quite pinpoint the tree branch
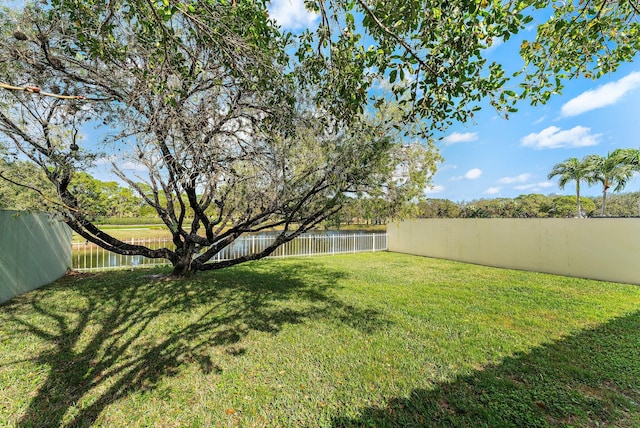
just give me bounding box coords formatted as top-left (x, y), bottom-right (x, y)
top-left (0, 82), bottom-right (110, 101)
top-left (355, 0), bottom-right (437, 76)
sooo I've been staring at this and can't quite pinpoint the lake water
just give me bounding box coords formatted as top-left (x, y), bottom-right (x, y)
top-left (72, 231), bottom-right (387, 271)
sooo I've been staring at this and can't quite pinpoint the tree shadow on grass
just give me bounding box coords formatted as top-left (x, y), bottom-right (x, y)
top-left (333, 310), bottom-right (640, 427)
top-left (0, 259), bottom-right (388, 427)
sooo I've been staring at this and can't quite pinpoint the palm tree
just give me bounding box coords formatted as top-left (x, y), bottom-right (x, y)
top-left (547, 157), bottom-right (590, 218)
top-left (614, 148), bottom-right (640, 216)
top-left (584, 150), bottom-right (635, 216)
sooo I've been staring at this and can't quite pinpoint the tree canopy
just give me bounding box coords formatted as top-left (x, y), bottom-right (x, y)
top-left (0, 0), bottom-right (638, 276)
top-left (547, 157), bottom-right (590, 218)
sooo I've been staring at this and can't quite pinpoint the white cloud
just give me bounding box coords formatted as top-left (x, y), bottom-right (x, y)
top-left (485, 38), bottom-right (503, 52)
top-left (561, 71), bottom-right (640, 117)
top-left (452, 168), bottom-right (483, 181)
top-left (464, 168), bottom-right (483, 180)
top-left (425, 184), bottom-right (445, 194)
top-left (514, 181), bottom-right (554, 191)
top-left (374, 77), bottom-right (393, 92)
top-left (533, 116), bottom-right (546, 125)
top-left (373, 76), bottom-right (415, 96)
top-left (95, 155), bottom-right (116, 165)
top-left (520, 126), bottom-right (601, 149)
top-left (484, 187), bottom-right (501, 195)
top-left (121, 161), bottom-right (147, 172)
top-left (439, 164), bottom-right (458, 171)
top-left (497, 173), bottom-right (532, 184)
top-left (268, 0), bottom-right (319, 30)
top-left (443, 132), bottom-right (478, 146)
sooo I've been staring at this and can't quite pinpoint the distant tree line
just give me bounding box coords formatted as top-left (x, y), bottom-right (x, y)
top-left (3, 157), bottom-right (639, 224)
top-left (0, 159), bottom-right (150, 220)
top-left (330, 148), bottom-right (640, 224)
top-left (328, 192), bottom-right (639, 225)
top-left (216, 189), bottom-right (633, 221)
top-left (415, 193), bottom-right (640, 219)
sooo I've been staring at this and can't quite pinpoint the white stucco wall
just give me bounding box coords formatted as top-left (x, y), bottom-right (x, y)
top-left (388, 218), bottom-right (640, 285)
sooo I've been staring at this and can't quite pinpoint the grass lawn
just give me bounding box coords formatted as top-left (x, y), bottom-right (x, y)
top-left (1, 252), bottom-right (639, 427)
top-left (72, 225), bottom-right (173, 242)
top-left (72, 224), bottom-right (386, 242)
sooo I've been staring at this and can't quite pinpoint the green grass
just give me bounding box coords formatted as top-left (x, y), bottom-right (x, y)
top-left (95, 216), bottom-right (167, 226)
top-left (327, 224), bottom-right (387, 233)
top-left (72, 225), bottom-right (173, 243)
top-left (1, 253), bottom-right (639, 427)
top-left (73, 223), bottom-right (385, 242)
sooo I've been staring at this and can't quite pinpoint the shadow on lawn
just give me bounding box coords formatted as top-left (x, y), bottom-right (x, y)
top-left (2, 260), bottom-right (386, 427)
top-left (333, 310), bottom-right (640, 427)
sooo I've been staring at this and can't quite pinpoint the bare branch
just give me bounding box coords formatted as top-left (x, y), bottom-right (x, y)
top-left (0, 82), bottom-right (110, 101)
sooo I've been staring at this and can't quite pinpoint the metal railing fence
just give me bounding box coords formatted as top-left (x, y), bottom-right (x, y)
top-left (72, 233), bottom-right (387, 272)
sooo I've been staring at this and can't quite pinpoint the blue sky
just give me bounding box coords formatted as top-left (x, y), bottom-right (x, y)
top-left (269, 0), bottom-right (640, 202)
top-left (18, 0), bottom-right (634, 202)
top-left (434, 58), bottom-right (640, 202)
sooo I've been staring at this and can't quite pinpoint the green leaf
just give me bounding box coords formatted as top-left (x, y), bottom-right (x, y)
top-left (389, 69), bottom-right (397, 84)
top-left (346, 13), bottom-right (354, 26)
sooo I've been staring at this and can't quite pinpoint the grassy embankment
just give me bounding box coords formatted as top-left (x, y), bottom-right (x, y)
top-left (73, 223), bottom-right (387, 242)
top-left (1, 252), bottom-right (639, 426)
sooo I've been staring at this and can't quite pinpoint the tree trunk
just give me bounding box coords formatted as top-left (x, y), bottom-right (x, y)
top-left (576, 182), bottom-right (582, 218)
top-left (170, 246), bottom-right (196, 278)
top-left (601, 190), bottom-right (607, 217)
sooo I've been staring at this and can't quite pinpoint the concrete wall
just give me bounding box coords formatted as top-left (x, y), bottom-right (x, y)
top-left (388, 218), bottom-right (640, 285)
top-left (0, 211), bottom-right (72, 304)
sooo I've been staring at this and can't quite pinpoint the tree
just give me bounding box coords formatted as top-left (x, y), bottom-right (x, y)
top-left (66, 173), bottom-right (144, 220)
top-left (0, 158), bottom-right (140, 217)
top-left (0, 158), bottom-right (57, 211)
top-left (459, 198), bottom-right (520, 218)
top-left (417, 199), bottom-right (461, 218)
top-left (584, 150), bottom-right (635, 216)
top-left (1, 0), bottom-right (639, 276)
top-left (550, 195), bottom-right (596, 218)
top-left (299, 0), bottom-right (640, 126)
top-left (547, 157), bottom-right (591, 218)
top-left (614, 148), bottom-right (640, 216)
top-left (518, 0), bottom-right (640, 105)
top-left (0, 2), bottom-right (435, 277)
top-left (513, 193), bottom-right (552, 218)
top-left (68, 173), bottom-right (112, 220)
top-left (590, 192), bottom-right (640, 217)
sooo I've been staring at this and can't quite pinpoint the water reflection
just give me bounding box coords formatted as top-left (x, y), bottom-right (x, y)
top-left (73, 231), bottom-right (386, 271)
